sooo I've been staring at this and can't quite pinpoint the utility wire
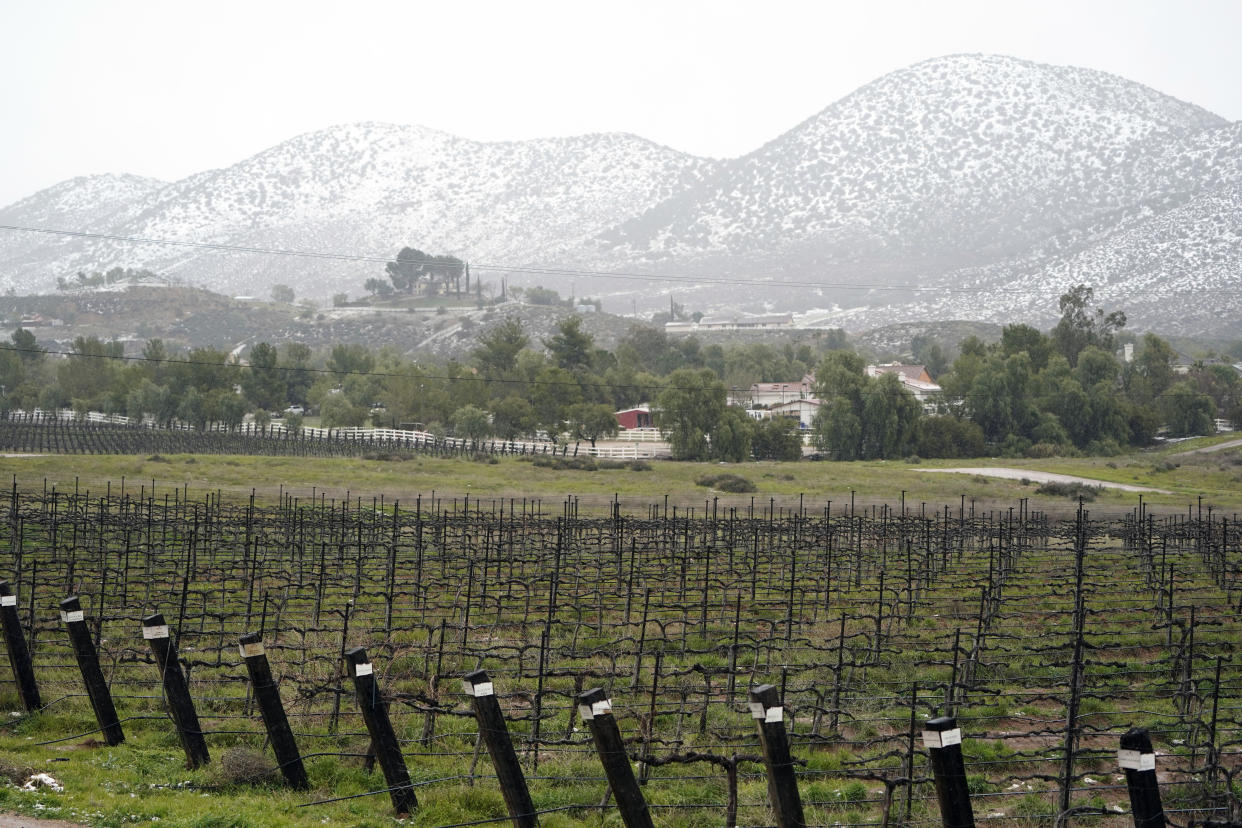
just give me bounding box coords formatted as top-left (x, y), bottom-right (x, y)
top-left (1, 223), bottom-right (1232, 297)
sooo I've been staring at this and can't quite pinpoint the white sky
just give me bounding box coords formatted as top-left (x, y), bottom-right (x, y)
top-left (2, 0), bottom-right (1239, 207)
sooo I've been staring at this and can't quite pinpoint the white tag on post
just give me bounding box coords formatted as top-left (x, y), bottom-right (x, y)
top-left (142, 624), bottom-right (169, 639)
top-left (591, 699), bottom-right (612, 717)
top-left (60, 610), bottom-right (84, 624)
top-left (749, 702), bottom-right (766, 719)
top-left (765, 706), bottom-right (783, 723)
top-left (472, 681), bottom-right (494, 697)
top-left (578, 704), bottom-right (595, 721)
top-left (0, 596), bottom-right (16, 607)
top-left (239, 642), bottom-right (264, 658)
top-left (354, 662), bottom-right (373, 677)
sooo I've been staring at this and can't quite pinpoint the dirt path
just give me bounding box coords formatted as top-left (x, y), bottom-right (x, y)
top-left (921, 466), bottom-right (1172, 494)
top-left (0, 814), bottom-right (85, 828)
top-left (1169, 437), bottom-right (1242, 458)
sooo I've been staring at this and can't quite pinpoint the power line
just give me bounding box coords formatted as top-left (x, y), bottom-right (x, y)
top-left (1, 223), bottom-right (1232, 298)
top-left (0, 222), bottom-right (936, 292)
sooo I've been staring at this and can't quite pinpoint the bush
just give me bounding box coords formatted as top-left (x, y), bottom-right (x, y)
top-left (1025, 442), bottom-right (1069, 458)
top-left (695, 473), bottom-right (757, 493)
top-left (1000, 434), bottom-right (1032, 458)
top-left (218, 747), bottom-right (276, 786)
top-left (841, 780), bottom-right (868, 803)
top-left (531, 455), bottom-right (597, 471)
top-left (628, 460), bottom-right (653, 471)
top-left (1035, 480), bottom-right (1102, 501)
top-left (1086, 438), bottom-right (1124, 456)
top-left (914, 416), bottom-right (986, 458)
top-left (362, 451), bottom-right (414, 462)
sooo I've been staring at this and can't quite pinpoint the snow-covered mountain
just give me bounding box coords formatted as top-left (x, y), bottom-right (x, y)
top-left (597, 54), bottom-right (1226, 277)
top-left (0, 123), bottom-right (716, 295)
top-left (0, 173), bottom-right (167, 273)
top-left (1, 54), bottom-right (1240, 336)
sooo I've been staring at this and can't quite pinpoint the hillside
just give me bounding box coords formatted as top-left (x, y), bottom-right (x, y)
top-left (0, 124), bottom-right (715, 298)
top-left (599, 54), bottom-right (1223, 267)
top-left (2, 54), bottom-right (1241, 336)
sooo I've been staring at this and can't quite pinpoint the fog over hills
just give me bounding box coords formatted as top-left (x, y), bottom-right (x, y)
top-left (2, 54), bottom-right (1239, 336)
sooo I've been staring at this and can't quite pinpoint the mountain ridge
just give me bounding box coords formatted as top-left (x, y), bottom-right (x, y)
top-left (1, 53), bottom-right (1239, 337)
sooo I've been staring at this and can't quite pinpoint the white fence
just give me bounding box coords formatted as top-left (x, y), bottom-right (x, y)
top-left (615, 428), bottom-right (665, 442)
top-left (6, 409), bottom-right (674, 458)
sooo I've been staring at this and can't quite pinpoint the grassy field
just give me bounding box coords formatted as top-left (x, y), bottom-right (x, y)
top-left (4, 436), bottom-right (1241, 517)
top-left (0, 445), bottom-right (1237, 826)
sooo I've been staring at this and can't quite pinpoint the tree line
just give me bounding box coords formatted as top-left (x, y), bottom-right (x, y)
top-left (0, 286), bottom-right (1234, 461)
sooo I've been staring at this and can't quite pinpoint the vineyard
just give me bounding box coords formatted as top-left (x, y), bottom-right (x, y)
top-left (0, 412), bottom-right (587, 460)
top-left (0, 477), bottom-right (1238, 828)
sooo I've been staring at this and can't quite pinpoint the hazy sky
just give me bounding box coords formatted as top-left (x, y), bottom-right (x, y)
top-left (2, 0), bottom-right (1239, 207)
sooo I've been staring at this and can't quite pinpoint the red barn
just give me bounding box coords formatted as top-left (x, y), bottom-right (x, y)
top-left (615, 406), bottom-right (653, 430)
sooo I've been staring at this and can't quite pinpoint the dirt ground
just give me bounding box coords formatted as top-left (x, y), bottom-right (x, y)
top-left (921, 466), bottom-right (1172, 493)
top-left (0, 815), bottom-right (85, 828)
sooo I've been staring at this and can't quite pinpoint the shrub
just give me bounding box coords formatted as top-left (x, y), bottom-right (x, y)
top-left (1086, 438), bottom-right (1124, 456)
top-left (530, 455), bottom-right (597, 471)
top-left (0, 757), bottom-right (33, 784)
top-left (362, 451), bottom-right (414, 462)
top-left (628, 460), bottom-right (653, 471)
top-left (841, 780), bottom-right (868, 803)
top-left (218, 747), bottom-right (276, 786)
top-left (695, 473), bottom-right (756, 493)
top-left (1000, 434), bottom-right (1032, 458)
top-left (1025, 442), bottom-right (1063, 458)
top-left (1035, 480), bottom-right (1102, 501)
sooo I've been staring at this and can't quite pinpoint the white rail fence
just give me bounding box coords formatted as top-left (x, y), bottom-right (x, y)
top-left (5, 409), bottom-right (671, 458)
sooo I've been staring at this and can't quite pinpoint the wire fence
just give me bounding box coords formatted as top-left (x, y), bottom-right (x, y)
top-left (0, 480), bottom-right (1239, 826)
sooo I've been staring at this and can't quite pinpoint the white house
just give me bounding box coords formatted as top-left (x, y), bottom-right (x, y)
top-left (741, 374), bottom-right (816, 407)
top-left (865, 363), bottom-right (942, 410)
top-left (768, 398), bottom-right (823, 430)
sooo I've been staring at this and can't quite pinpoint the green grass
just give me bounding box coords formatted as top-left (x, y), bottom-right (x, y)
top-left (4, 445), bottom-right (1240, 515)
top-left (0, 446), bottom-right (1233, 825)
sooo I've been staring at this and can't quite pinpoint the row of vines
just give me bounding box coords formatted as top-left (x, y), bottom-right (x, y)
top-left (0, 478), bottom-right (1239, 826)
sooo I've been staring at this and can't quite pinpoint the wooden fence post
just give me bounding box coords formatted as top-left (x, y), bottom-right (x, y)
top-left (924, 715), bottom-right (974, 828)
top-left (0, 580), bottom-right (40, 712)
top-left (1119, 728), bottom-right (1165, 828)
top-left (143, 613), bottom-right (209, 768)
top-left (345, 646), bottom-right (417, 814)
top-left (238, 632), bottom-right (307, 789)
top-left (577, 686), bottom-right (653, 828)
top-left (749, 683), bottom-right (805, 828)
top-left (60, 596), bottom-right (123, 745)
top-left (463, 669), bottom-right (537, 827)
